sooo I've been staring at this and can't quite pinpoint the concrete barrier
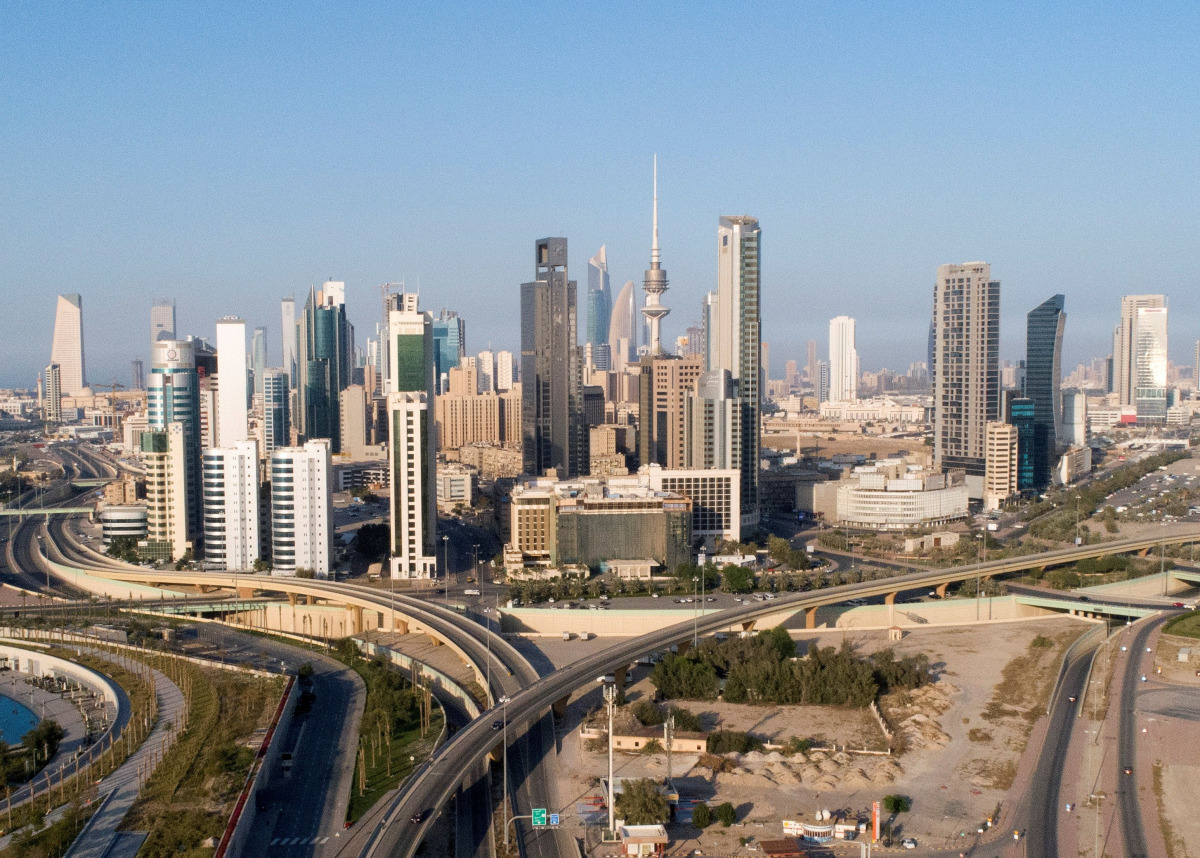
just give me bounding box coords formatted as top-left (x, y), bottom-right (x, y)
top-left (351, 637), bottom-right (483, 717)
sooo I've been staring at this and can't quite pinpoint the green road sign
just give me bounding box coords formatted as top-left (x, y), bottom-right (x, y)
top-left (532, 808), bottom-right (547, 826)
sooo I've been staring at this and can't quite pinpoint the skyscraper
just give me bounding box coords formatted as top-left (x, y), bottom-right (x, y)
top-left (269, 440), bottom-right (332, 577)
top-left (477, 350), bottom-right (495, 393)
top-left (684, 369), bottom-right (740, 469)
top-left (431, 309), bottom-right (465, 394)
top-left (932, 262), bottom-right (1000, 499)
top-left (262, 368), bottom-right (290, 457)
top-left (1025, 295), bottom-right (1066, 489)
top-left (202, 440), bottom-right (260, 571)
top-left (707, 216), bottom-right (762, 533)
top-left (387, 292), bottom-right (438, 579)
top-left (43, 364), bottom-right (62, 423)
top-left (151, 299), bottom-right (176, 343)
top-left (147, 339), bottom-right (201, 537)
top-left (280, 297), bottom-right (297, 388)
top-left (587, 245), bottom-right (612, 362)
top-left (130, 359), bottom-right (145, 391)
top-left (251, 326), bottom-right (267, 402)
top-left (1114, 294), bottom-right (1165, 407)
top-left (805, 340), bottom-right (818, 387)
top-left (521, 237), bottom-right (584, 478)
top-left (829, 316), bottom-right (858, 402)
top-left (608, 280), bottom-right (639, 371)
top-left (1134, 305), bottom-right (1168, 423)
top-left (142, 423), bottom-right (191, 561)
top-left (641, 157), bottom-right (670, 356)
top-left (215, 318), bottom-right (249, 448)
top-left (50, 294), bottom-right (87, 396)
top-left (297, 281), bottom-right (353, 452)
top-left (638, 353), bottom-right (704, 469)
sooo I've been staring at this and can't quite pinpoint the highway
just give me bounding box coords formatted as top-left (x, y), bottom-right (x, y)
top-left (1117, 616), bottom-right (1161, 858)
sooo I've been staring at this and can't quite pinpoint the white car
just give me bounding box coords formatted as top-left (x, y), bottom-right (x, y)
top-left (901, 838), bottom-right (917, 849)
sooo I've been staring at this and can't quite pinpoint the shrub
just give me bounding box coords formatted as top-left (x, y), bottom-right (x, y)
top-left (883, 794), bottom-right (910, 813)
top-left (615, 778), bottom-right (669, 825)
top-left (706, 730), bottom-right (763, 754)
top-left (633, 699), bottom-right (665, 726)
top-left (697, 753), bottom-right (735, 774)
top-left (691, 803), bottom-right (711, 828)
top-left (668, 706), bottom-right (701, 733)
top-left (641, 738), bottom-right (663, 755)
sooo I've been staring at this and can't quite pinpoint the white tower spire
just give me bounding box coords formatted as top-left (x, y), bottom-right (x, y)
top-left (642, 154), bottom-right (670, 355)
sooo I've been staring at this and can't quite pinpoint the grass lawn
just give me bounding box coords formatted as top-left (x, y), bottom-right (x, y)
top-left (1164, 610), bottom-right (1200, 639)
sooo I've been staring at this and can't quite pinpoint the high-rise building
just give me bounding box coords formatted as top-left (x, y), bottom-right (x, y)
top-left (202, 440), bottom-right (260, 571)
top-left (1194, 340), bottom-right (1200, 392)
top-left (684, 369), bottom-right (740, 470)
top-left (806, 340), bottom-right (818, 386)
top-left (705, 216), bottom-right (762, 534)
top-left (638, 353), bottom-right (704, 469)
top-left (932, 262), bottom-right (1000, 499)
top-left (587, 245), bottom-right (612, 360)
top-left (387, 292), bottom-right (438, 579)
top-left (142, 423), bottom-right (191, 561)
top-left (816, 360), bottom-right (830, 404)
top-left (521, 238), bottom-right (584, 478)
top-left (251, 326), bottom-right (267, 402)
top-left (339, 384), bottom-right (372, 460)
top-left (151, 299), bottom-right (176, 343)
top-left (297, 281), bottom-right (353, 452)
top-left (829, 316), bottom-right (858, 402)
top-left (984, 422), bottom-right (1018, 511)
top-left (1114, 294), bottom-right (1165, 406)
top-left (262, 368), bottom-right (290, 457)
top-left (43, 364), bottom-right (62, 423)
top-left (280, 297), bottom-right (297, 388)
top-left (147, 339), bottom-right (201, 537)
top-left (1061, 391), bottom-right (1088, 447)
top-left (432, 309), bottom-right (465, 394)
top-left (130, 359), bottom-right (145, 391)
top-left (50, 294), bottom-right (87, 396)
top-left (495, 350), bottom-right (514, 391)
top-left (1025, 295), bottom-right (1066, 490)
top-left (1006, 397), bottom-right (1036, 492)
top-left (608, 280), bottom-right (639, 372)
top-left (641, 157), bottom-right (670, 356)
top-left (477, 350), bottom-right (495, 393)
top-left (1134, 305), bottom-right (1168, 423)
top-left (269, 439), bottom-right (332, 577)
top-left (215, 318), bottom-right (249, 447)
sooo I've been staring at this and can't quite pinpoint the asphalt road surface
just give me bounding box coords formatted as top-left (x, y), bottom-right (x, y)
top-left (1117, 616), bottom-right (1166, 858)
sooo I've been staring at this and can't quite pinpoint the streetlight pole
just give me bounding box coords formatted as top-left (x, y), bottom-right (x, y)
top-left (692, 576), bottom-right (699, 647)
top-left (503, 699), bottom-right (510, 847)
top-left (442, 535), bottom-right (449, 602)
top-left (604, 683), bottom-right (617, 836)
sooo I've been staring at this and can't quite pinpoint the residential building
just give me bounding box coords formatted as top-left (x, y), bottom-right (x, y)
top-left (477, 349), bottom-right (495, 393)
top-left (98, 505), bottom-right (148, 546)
top-left (50, 294), bottom-right (87, 396)
top-left (707, 215), bottom-right (762, 533)
top-left (215, 317), bottom-right (249, 447)
top-left (130, 359), bottom-right (145, 391)
top-left (806, 340), bottom-right (818, 388)
top-left (683, 369), bottom-right (740, 470)
top-left (495, 350), bottom-right (514, 391)
top-left (829, 315), bottom-right (858, 402)
top-left (642, 464), bottom-right (740, 544)
top-left (202, 440), bottom-right (260, 571)
top-left (141, 423), bottom-right (191, 561)
top-left (339, 384), bottom-right (376, 460)
top-left (521, 237), bottom-right (585, 478)
top-left (932, 262), bottom-right (1000, 499)
top-left (251, 326), bottom-right (267, 402)
top-left (638, 353), bottom-right (704, 469)
top-left (1025, 295), bottom-right (1066, 489)
top-left (984, 422), bottom-right (1019, 511)
top-left (269, 439), bottom-right (332, 577)
top-left (43, 364), bottom-right (62, 423)
top-left (280, 297), bottom-right (297, 388)
top-left (434, 386), bottom-right (522, 450)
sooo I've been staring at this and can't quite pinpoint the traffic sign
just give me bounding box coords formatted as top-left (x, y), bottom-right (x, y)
top-left (532, 808), bottom-right (547, 826)
top-left (549, 813), bottom-right (560, 826)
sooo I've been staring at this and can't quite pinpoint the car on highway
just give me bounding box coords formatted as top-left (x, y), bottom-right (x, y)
top-left (1124, 766), bottom-right (1133, 775)
top-left (411, 810), bottom-right (426, 824)
top-left (491, 720), bottom-right (502, 730)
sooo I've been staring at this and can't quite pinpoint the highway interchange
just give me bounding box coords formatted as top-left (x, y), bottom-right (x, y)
top-left (2, 443), bottom-right (1198, 857)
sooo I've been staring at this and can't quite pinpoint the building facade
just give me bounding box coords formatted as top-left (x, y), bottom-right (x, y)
top-left (141, 423), bottom-right (191, 561)
top-left (50, 294), bottom-right (87, 396)
top-left (1134, 305), bottom-right (1168, 424)
top-left (202, 440), bottom-right (260, 571)
top-left (297, 281), bottom-right (353, 452)
top-left (932, 262), bottom-right (1000, 499)
top-left (1025, 295), bottom-right (1066, 489)
top-left (269, 439), bottom-right (332, 577)
top-left (1114, 294), bottom-right (1165, 408)
top-left (829, 315), bottom-right (858, 402)
top-left (262, 368), bottom-right (290, 456)
top-left (984, 422), bottom-right (1019, 511)
top-left (215, 317), bottom-right (249, 447)
top-left (147, 339), bottom-right (201, 537)
top-left (521, 237), bottom-right (585, 479)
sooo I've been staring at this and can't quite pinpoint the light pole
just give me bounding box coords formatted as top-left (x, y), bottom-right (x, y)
top-left (603, 682), bottom-right (617, 836)
top-left (502, 698), bottom-right (511, 847)
top-left (442, 535), bottom-right (449, 600)
top-left (692, 576), bottom-right (699, 647)
top-left (472, 543), bottom-right (480, 584)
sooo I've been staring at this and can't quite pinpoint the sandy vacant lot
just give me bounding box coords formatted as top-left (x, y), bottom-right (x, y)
top-left (542, 615), bottom-right (1089, 855)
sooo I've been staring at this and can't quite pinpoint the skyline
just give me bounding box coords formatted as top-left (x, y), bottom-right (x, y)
top-left (4, 4), bottom-right (1200, 384)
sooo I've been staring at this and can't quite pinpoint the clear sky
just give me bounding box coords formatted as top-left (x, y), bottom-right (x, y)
top-left (2, 2), bottom-right (1198, 388)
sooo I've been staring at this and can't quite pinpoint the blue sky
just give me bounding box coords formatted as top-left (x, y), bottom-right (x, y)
top-left (2, 2), bottom-right (1198, 387)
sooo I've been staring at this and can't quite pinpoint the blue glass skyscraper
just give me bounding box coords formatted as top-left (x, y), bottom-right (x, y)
top-left (432, 309), bottom-right (465, 393)
top-left (1026, 295), bottom-right (1066, 489)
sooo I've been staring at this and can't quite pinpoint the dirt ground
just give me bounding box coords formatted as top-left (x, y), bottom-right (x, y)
top-left (539, 615), bottom-right (1090, 855)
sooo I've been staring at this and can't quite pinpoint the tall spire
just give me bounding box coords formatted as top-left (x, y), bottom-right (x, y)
top-left (642, 154), bottom-right (670, 356)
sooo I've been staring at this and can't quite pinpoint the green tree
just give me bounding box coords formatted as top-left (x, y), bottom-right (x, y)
top-left (691, 803), bottom-right (711, 828)
top-left (354, 523), bottom-right (391, 560)
top-left (715, 802), bottom-right (737, 827)
top-left (614, 778), bottom-right (669, 825)
top-left (721, 564), bottom-right (756, 593)
top-left (668, 706), bottom-right (701, 733)
top-left (882, 794), bottom-right (910, 814)
top-left (633, 699), bottom-right (665, 726)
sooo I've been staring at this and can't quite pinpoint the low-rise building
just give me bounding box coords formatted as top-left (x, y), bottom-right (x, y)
top-left (436, 461), bottom-right (476, 510)
top-left (98, 504), bottom-right (148, 546)
top-left (805, 459), bottom-right (969, 531)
